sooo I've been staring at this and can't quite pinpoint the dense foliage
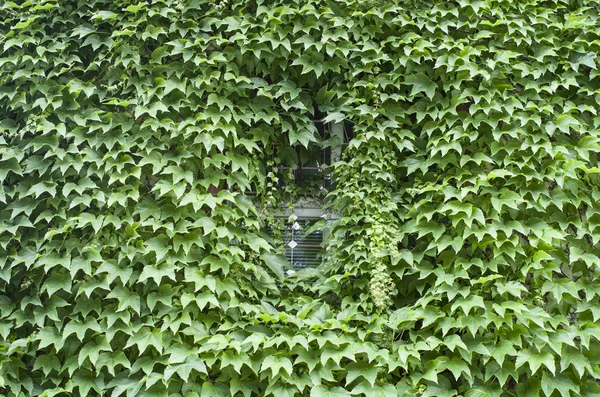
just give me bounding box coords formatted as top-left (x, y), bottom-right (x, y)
top-left (2, 0), bottom-right (600, 396)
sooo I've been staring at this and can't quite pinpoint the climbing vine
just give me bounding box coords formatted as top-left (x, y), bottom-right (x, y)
top-left (1, 0), bottom-right (600, 396)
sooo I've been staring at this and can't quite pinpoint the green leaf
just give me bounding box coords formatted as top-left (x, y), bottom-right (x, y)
top-left (515, 349), bottom-right (556, 375)
top-left (95, 351), bottom-right (131, 376)
top-left (144, 235), bottom-right (171, 262)
top-left (91, 10), bottom-right (118, 20)
top-left (450, 295), bottom-right (485, 315)
top-left (138, 262), bottom-right (177, 285)
top-left (37, 327), bottom-right (64, 351)
top-left (560, 348), bottom-right (592, 378)
top-left (78, 336), bottom-right (112, 366)
top-left (265, 383), bottom-right (298, 397)
top-left (261, 355), bottom-right (294, 378)
top-left (444, 357), bottom-right (471, 381)
top-left (289, 125), bottom-right (319, 147)
top-left (556, 114), bottom-right (580, 133)
top-left (220, 350), bottom-right (248, 373)
top-left (541, 279), bottom-right (580, 304)
top-left (106, 286), bottom-right (141, 315)
top-left (125, 327), bottom-right (164, 354)
top-left (42, 271), bottom-right (71, 296)
top-left (195, 291), bottom-right (220, 310)
top-left (404, 73), bottom-right (437, 99)
top-left (344, 361), bottom-right (378, 386)
top-left (201, 381), bottom-right (229, 397)
top-left (33, 355), bottom-right (61, 376)
top-left (464, 387), bottom-right (501, 397)
top-left (540, 372), bottom-right (580, 397)
top-left (311, 385), bottom-right (351, 397)
top-left (124, 2), bottom-right (145, 13)
top-left (261, 252), bottom-right (287, 280)
top-left (164, 356), bottom-right (207, 383)
top-left (351, 382), bottom-right (395, 397)
top-left (490, 340), bottom-right (517, 366)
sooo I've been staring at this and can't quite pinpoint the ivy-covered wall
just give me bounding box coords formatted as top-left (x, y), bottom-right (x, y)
top-left (2, 0), bottom-right (600, 396)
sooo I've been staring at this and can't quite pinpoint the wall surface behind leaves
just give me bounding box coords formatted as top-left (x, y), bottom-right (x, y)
top-left (1, 0), bottom-right (600, 396)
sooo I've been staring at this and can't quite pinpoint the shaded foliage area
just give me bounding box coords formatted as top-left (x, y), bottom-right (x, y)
top-left (1, 0), bottom-right (600, 396)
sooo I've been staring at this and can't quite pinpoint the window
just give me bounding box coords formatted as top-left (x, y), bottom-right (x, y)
top-left (266, 120), bottom-right (353, 271)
